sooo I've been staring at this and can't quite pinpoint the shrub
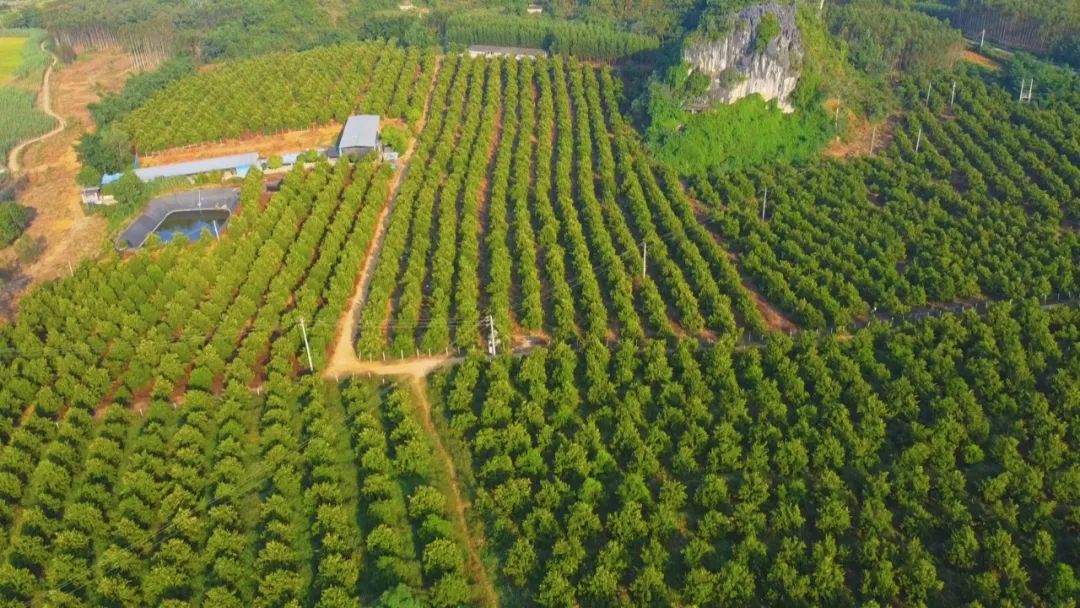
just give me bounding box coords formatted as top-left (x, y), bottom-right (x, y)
top-left (0, 202), bottom-right (33, 247)
top-left (756, 12), bottom-right (780, 53)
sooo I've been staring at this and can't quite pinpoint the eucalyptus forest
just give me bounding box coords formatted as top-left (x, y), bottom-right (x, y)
top-left (0, 0), bottom-right (1077, 606)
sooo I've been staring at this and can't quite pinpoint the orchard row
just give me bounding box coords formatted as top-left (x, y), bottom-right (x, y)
top-left (354, 55), bottom-right (764, 357)
top-left (119, 42), bottom-right (436, 152)
top-left (692, 68), bottom-right (1080, 329)
top-left (432, 301), bottom-right (1080, 606)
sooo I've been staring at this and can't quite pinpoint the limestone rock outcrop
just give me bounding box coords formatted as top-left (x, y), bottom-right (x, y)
top-left (684, 3), bottom-right (804, 112)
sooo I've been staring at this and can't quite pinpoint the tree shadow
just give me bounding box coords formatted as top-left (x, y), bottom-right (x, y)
top-left (0, 263), bottom-right (31, 321)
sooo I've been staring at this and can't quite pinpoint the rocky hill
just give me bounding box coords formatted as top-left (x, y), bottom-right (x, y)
top-left (684, 3), bottom-right (804, 112)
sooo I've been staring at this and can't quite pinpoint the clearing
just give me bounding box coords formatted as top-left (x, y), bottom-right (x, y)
top-left (138, 124), bottom-right (343, 167)
top-left (0, 36), bottom-right (27, 82)
top-left (961, 50), bottom-right (1000, 71)
top-left (0, 49), bottom-right (134, 316)
top-left (825, 106), bottom-right (896, 159)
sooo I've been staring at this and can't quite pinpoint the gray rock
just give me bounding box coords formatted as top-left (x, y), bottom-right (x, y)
top-left (684, 3), bottom-right (804, 112)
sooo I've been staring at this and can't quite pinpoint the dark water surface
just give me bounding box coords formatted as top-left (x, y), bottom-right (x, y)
top-left (154, 209), bottom-right (230, 242)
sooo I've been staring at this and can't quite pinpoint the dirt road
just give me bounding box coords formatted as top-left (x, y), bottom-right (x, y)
top-left (409, 379), bottom-right (499, 608)
top-left (6, 41), bottom-right (63, 175)
top-left (0, 49), bottom-right (133, 316)
top-left (326, 354), bottom-right (462, 381)
top-left (324, 56), bottom-right (443, 379)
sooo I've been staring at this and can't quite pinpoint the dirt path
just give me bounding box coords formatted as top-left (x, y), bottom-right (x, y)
top-left (408, 378), bottom-right (499, 608)
top-left (327, 353), bottom-right (462, 381)
top-left (678, 179), bottom-right (799, 332)
top-left (7, 41), bottom-right (62, 175)
top-left (0, 49), bottom-right (132, 317)
top-left (324, 56), bottom-right (443, 379)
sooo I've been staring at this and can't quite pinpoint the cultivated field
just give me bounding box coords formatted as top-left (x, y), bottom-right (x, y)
top-left (353, 55), bottom-right (765, 359)
top-left (0, 35), bottom-right (26, 81)
top-left (0, 41), bottom-right (1078, 608)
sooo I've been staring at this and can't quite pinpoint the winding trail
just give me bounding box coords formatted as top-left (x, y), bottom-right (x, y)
top-left (408, 378), bottom-right (499, 608)
top-left (7, 41), bottom-right (63, 175)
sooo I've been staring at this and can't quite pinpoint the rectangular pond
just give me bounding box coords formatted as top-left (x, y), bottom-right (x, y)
top-left (154, 209), bottom-right (230, 243)
top-left (116, 188), bottom-right (239, 250)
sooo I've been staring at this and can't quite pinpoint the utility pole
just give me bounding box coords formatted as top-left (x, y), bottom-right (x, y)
top-left (641, 240), bottom-right (647, 278)
top-left (950, 81), bottom-right (957, 107)
top-left (300, 318), bottom-right (314, 372)
top-left (67, 261), bottom-right (73, 277)
top-left (915, 127), bottom-right (922, 154)
top-left (761, 187), bottom-right (768, 221)
top-left (1018, 78), bottom-right (1026, 102)
top-left (485, 315), bottom-right (499, 357)
top-left (834, 103), bottom-right (841, 130)
top-left (869, 125), bottom-right (877, 155)
top-left (212, 219), bottom-right (220, 241)
top-left (979, 28), bottom-right (986, 51)
top-left (925, 82), bottom-right (932, 105)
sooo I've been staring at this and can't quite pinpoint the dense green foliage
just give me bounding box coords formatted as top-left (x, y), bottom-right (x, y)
top-left (444, 14), bottom-right (660, 60)
top-left (690, 68), bottom-right (1080, 329)
top-left (648, 94), bottom-right (832, 174)
top-left (929, 0), bottom-right (1080, 68)
top-left (115, 42), bottom-right (435, 152)
top-left (354, 54), bottom-right (764, 358)
top-left (828, 1), bottom-right (965, 74)
top-left (42, 0), bottom-right (342, 62)
top-left (0, 200), bottom-right (32, 247)
top-left (639, 7), bottom-right (879, 176)
top-left (0, 153), bottom-right (492, 606)
top-left (755, 12), bottom-right (779, 53)
top-left (544, 0), bottom-right (696, 38)
top-left (1, 29), bottom-right (1079, 608)
top-left (88, 57), bottom-right (195, 128)
top-left (33, 0), bottom-right (691, 65)
top-left (433, 303), bottom-right (1080, 605)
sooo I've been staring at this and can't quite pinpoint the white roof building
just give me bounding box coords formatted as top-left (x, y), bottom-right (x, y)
top-left (339, 115), bottom-right (381, 155)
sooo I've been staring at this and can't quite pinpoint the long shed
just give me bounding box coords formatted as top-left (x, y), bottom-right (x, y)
top-left (130, 153), bottom-right (260, 183)
top-left (467, 45), bottom-right (548, 59)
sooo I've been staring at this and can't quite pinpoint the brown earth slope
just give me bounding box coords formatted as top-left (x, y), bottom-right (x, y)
top-left (0, 49), bottom-right (134, 317)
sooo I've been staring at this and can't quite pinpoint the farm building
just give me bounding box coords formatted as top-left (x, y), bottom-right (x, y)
top-left (80, 188), bottom-right (102, 205)
top-left (467, 45), bottom-right (548, 60)
top-left (102, 152), bottom-right (259, 185)
top-left (338, 115), bottom-right (381, 158)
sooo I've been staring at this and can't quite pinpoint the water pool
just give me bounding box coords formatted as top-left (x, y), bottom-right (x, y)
top-left (154, 209), bottom-right (230, 243)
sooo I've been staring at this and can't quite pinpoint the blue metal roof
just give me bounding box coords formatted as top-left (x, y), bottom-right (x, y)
top-left (134, 152), bottom-right (260, 182)
top-left (339, 115), bottom-right (380, 151)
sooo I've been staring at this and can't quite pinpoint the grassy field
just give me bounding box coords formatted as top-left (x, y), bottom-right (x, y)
top-left (0, 36), bottom-right (28, 82)
top-left (0, 87), bottom-right (54, 158)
